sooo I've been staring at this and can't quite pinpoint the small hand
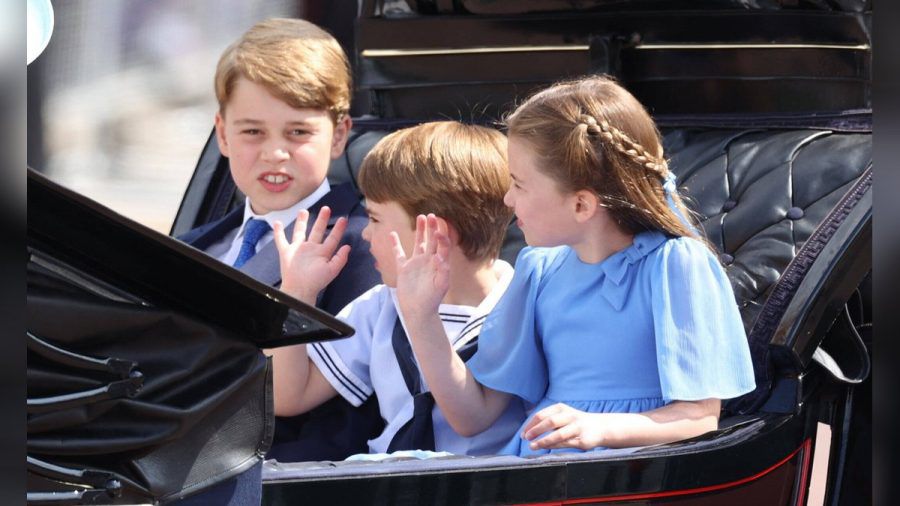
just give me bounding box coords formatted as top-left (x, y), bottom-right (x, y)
top-left (522, 403), bottom-right (606, 451)
top-left (392, 214), bottom-right (451, 322)
top-left (274, 206), bottom-right (350, 303)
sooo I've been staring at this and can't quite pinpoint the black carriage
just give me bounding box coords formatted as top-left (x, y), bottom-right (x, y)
top-left (28, 1), bottom-right (872, 504)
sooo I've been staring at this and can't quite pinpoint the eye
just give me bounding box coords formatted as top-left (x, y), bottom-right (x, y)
top-left (288, 128), bottom-right (311, 136)
top-left (241, 128), bottom-right (262, 136)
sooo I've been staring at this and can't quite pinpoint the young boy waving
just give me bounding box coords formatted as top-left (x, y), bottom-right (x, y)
top-left (271, 122), bottom-right (526, 455)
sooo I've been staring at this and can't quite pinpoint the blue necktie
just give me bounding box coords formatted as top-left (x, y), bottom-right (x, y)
top-left (233, 218), bottom-right (271, 268)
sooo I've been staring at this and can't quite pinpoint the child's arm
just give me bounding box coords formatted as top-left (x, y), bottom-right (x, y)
top-left (392, 214), bottom-right (512, 437)
top-left (521, 399), bottom-right (721, 450)
top-left (266, 207), bottom-right (349, 416)
top-left (269, 345), bottom-right (339, 416)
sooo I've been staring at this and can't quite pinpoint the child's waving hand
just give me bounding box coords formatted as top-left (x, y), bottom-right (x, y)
top-left (392, 214), bottom-right (451, 321)
top-left (274, 206), bottom-right (351, 304)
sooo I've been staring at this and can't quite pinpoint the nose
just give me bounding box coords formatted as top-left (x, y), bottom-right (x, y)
top-left (361, 221), bottom-right (372, 242)
top-left (503, 187), bottom-right (515, 208)
top-left (261, 140), bottom-right (290, 163)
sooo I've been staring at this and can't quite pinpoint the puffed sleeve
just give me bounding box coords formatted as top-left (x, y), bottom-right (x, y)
top-left (650, 238), bottom-right (756, 402)
top-left (307, 285), bottom-right (385, 407)
top-left (468, 247), bottom-right (565, 405)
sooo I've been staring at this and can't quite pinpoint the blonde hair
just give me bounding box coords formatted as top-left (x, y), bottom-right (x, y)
top-left (505, 75), bottom-right (701, 242)
top-left (215, 18), bottom-right (351, 122)
top-left (359, 122), bottom-right (512, 263)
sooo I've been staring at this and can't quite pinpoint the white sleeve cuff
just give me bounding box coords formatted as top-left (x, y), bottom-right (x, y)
top-left (308, 341), bottom-right (373, 407)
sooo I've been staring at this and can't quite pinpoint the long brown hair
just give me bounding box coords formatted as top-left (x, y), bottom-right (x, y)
top-left (505, 75), bottom-right (702, 242)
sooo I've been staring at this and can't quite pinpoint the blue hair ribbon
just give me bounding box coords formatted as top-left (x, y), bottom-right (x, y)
top-left (662, 171), bottom-right (698, 233)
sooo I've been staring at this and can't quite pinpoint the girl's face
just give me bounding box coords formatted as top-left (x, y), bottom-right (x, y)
top-left (504, 136), bottom-right (582, 247)
top-left (361, 200), bottom-right (416, 287)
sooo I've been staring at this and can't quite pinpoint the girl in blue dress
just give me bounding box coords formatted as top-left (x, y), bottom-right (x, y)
top-left (390, 75), bottom-right (756, 456)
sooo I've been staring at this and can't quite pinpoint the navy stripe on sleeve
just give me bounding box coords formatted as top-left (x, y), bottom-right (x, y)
top-left (310, 342), bottom-right (369, 404)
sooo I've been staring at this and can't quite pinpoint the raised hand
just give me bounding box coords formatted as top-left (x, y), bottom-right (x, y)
top-left (392, 214), bottom-right (451, 323)
top-left (521, 403), bottom-right (606, 451)
top-left (274, 206), bottom-right (350, 304)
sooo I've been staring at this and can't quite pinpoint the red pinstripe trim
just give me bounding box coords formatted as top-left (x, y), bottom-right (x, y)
top-left (794, 438), bottom-right (813, 506)
top-left (518, 439), bottom-right (811, 506)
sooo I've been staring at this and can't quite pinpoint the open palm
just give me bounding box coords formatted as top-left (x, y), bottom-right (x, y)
top-left (393, 214), bottom-right (451, 320)
top-left (274, 206), bottom-right (350, 303)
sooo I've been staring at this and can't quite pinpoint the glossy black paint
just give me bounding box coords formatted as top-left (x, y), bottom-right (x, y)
top-left (28, 168), bottom-right (352, 349)
top-left (262, 413), bottom-right (815, 505)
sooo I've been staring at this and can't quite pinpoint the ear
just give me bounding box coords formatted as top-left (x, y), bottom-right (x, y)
top-left (572, 189), bottom-right (600, 223)
top-left (214, 111), bottom-right (230, 158)
top-left (330, 116), bottom-right (353, 159)
top-left (440, 217), bottom-right (461, 247)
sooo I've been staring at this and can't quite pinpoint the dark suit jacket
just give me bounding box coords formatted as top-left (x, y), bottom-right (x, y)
top-left (178, 183), bottom-right (384, 461)
top-left (179, 183), bottom-right (380, 316)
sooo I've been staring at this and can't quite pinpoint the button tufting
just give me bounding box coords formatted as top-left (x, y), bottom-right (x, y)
top-left (722, 200), bottom-right (737, 212)
top-left (786, 207), bottom-right (804, 220)
top-left (720, 253), bottom-right (734, 265)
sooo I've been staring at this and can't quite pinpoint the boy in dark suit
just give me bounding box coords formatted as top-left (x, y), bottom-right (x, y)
top-left (179, 17), bottom-right (378, 316)
top-left (172, 18), bottom-right (381, 505)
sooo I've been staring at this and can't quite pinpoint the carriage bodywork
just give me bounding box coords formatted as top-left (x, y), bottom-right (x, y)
top-left (27, 1), bottom-right (872, 504)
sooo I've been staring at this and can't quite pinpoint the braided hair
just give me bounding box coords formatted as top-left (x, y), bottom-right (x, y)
top-left (505, 75), bottom-right (703, 243)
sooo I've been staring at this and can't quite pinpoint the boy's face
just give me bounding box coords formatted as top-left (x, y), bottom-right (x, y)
top-left (214, 77), bottom-right (351, 215)
top-left (361, 200), bottom-right (416, 288)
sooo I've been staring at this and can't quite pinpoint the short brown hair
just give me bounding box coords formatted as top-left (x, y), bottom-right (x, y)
top-left (215, 18), bottom-right (351, 122)
top-left (506, 75), bottom-right (702, 242)
top-left (359, 122), bottom-right (512, 263)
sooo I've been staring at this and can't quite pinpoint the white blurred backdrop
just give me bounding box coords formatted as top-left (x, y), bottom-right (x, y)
top-left (29, 0), bottom-right (300, 232)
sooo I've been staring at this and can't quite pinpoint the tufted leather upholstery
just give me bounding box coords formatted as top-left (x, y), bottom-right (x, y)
top-left (664, 129), bottom-right (872, 332)
top-left (328, 126), bottom-right (872, 411)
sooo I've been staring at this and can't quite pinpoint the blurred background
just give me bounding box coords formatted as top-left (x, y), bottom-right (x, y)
top-left (26, 0), bottom-right (359, 233)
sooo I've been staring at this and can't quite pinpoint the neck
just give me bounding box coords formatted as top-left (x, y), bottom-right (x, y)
top-left (570, 217), bottom-right (634, 264)
top-left (442, 253), bottom-right (497, 307)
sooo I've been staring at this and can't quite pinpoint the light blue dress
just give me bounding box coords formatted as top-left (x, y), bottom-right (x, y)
top-left (468, 230), bottom-right (756, 456)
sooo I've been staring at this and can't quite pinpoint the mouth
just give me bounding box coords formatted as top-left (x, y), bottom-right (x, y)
top-left (259, 173), bottom-right (293, 192)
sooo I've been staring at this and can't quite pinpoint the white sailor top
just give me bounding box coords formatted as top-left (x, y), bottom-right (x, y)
top-left (308, 260), bottom-right (526, 455)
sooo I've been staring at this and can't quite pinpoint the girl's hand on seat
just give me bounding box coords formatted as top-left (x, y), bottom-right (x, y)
top-left (393, 214), bottom-right (451, 323)
top-left (274, 206), bottom-right (350, 304)
top-left (522, 403), bottom-right (606, 451)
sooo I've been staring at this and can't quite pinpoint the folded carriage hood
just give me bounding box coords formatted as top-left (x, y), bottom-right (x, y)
top-left (27, 168), bottom-right (353, 349)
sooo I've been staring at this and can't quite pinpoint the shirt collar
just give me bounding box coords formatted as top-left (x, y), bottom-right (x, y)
top-left (389, 258), bottom-right (515, 350)
top-left (596, 230), bottom-right (667, 311)
top-left (239, 179), bottom-right (331, 235)
top-left (473, 259), bottom-right (515, 317)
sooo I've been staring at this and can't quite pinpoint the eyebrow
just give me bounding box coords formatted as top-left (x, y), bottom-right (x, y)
top-left (232, 119), bottom-right (317, 127)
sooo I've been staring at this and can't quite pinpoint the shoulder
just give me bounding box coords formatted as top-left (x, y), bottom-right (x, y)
top-left (644, 234), bottom-right (731, 290)
top-left (336, 284), bottom-right (391, 318)
top-left (649, 234), bottom-right (720, 269)
top-left (514, 246), bottom-right (570, 278)
top-left (321, 183), bottom-right (365, 216)
top-left (176, 206), bottom-right (243, 245)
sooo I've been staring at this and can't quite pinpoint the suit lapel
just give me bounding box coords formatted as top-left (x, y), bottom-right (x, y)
top-left (181, 206), bottom-right (244, 251)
